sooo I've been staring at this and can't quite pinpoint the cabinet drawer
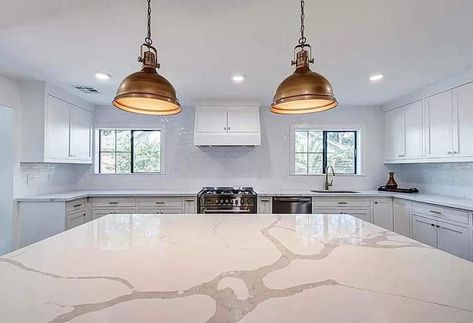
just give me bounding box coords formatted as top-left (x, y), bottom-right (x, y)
top-left (313, 197), bottom-right (371, 208)
top-left (92, 197), bottom-right (136, 208)
top-left (138, 207), bottom-right (184, 214)
top-left (138, 197), bottom-right (183, 208)
top-left (66, 198), bottom-right (87, 213)
top-left (66, 211), bottom-right (87, 230)
top-left (91, 208), bottom-right (136, 220)
top-left (412, 203), bottom-right (469, 225)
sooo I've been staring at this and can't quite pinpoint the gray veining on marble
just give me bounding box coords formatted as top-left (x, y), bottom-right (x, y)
top-left (0, 214), bottom-right (472, 323)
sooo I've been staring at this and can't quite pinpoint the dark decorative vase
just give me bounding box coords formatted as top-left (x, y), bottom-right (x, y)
top-left (385, 172), bottom-right (398, 189)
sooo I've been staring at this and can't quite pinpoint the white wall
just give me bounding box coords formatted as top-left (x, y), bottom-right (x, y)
top-left (0, 75), bottom-right (20, 254)
top-left (76, 104), bottom-right (388, 192)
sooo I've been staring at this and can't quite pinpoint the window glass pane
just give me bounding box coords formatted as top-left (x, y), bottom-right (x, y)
top-left (100, 153), bottom-right (116, 174)
top-left (116, 153), bottom-right (131, 174)
top-left (295, 131), bottom-right (308, 152)
top-left (308, 153), bottom-right (323, 174)
top-left (326, 131), bottom-right (356, 174)
top-left (133, 131), bottom-right (161, 173)
top-left (308, 131), bottom-right (323, 153)
top-left (295, 153), bottom-right (308, 174)
top-left (100, 130), bottom-right (115, 151)
top-left (116, 130), bottom-right (131, 152)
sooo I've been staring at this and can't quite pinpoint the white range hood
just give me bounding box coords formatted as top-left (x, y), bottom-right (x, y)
top-left (194, 100), bottom-right (261, 146)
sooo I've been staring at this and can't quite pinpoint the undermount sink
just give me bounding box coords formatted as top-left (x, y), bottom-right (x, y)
top-left (311, 190), bottom-right (360, 194)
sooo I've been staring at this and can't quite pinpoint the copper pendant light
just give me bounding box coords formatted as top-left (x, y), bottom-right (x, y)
top-left (271, 0), bottom-right (337, 115)
top-left (113, 0), bottom-right (181, 115)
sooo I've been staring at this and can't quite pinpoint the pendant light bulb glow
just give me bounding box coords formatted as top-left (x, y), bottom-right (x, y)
top-left (113, 0), bottom-right (181, 115)
top-left (271, 0), bottom-right (337, 115)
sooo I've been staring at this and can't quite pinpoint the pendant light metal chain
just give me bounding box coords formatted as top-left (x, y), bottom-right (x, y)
top-left (298, 0), bottom-right (306, 45)
top-left (145, 0), bottom-right (152, 45)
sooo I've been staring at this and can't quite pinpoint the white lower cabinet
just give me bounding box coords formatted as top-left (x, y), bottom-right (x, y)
top-left (372, 198), bottom-right (393, 230)
top-left (257, 197), bottom-right (272, 214)
top-left (66, 211), bottom-right (88, 230)
top-left (412, 215), bottom-right (438, 247)
top-left (92, 208), bottom-right (137, 220)
top-left (314, 207), bottom-right (372, 223)
top-left (412, 214), bottom-right (470, 260)
top-left (437, 221), bottom-right (469, 260)
top-left (393, 199), bottom-right (411, 237)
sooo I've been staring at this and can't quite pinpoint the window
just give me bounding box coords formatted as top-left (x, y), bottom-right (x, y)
top-left (293, 129), bottom-right (358, 175)
top-left (98, 129), bottom-right (162, 174)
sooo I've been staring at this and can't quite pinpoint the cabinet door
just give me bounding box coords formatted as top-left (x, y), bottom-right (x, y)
top-left (372, 198), bottom-right (393, 230)
top-left (45, 95), bottom-right (70, 160)
top-left (404, 101), bottom-right (423, 159)
top-left (412, 215), bottom-right (437, 247)
top-left (184, 198), bottom-right (197, 214)
top-left (385, 108), bottom-right (405, 160)
top-left (258, 197), bottom-right (272, 214)
top-left (393, 199), bottom-right (411, 237)
top-left (70, 106), bottom-right (92, 160)
top-left (453, 82), bottom-right (473, 158)
top-left (66, 211), bottom-right (86, 230)
top-left (227, 107), bottom-right (259, 133)
top-left (343, 209), bottom-right (372, 223)
top-left (437, 221), bottom-right (469, 260)
top-left (195, 108), bottom-right (228, 133)
top-left (425, 91), bottom-right (453, 159)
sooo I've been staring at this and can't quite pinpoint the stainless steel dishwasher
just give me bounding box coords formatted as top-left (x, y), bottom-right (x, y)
top-left (272, 197), bottom-right (312, 214)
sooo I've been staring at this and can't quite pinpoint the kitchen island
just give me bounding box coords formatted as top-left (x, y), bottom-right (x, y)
top-left (1, 213), bottom-right (472, 322)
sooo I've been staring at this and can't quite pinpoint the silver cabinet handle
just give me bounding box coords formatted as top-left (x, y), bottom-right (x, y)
top-left (155, 201), bottom-right (165, 204)
top-left (430, 210), bottom-right (442, 215)
top-left (184, 199), bottom-right (195, 202)
top-left (108, 202), bottom-right (118, 205)
top-left (73, 204), bottom-right (82, 208)
top-left (397, 154), bottom-right (406, 157)
top-left (338, 201), bottom-right (348, 205)
top-left (260, 199), bottom-right (270, 202)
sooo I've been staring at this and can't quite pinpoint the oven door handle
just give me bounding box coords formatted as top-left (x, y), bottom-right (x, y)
top-left (202, 209), bottom-right (251, 214)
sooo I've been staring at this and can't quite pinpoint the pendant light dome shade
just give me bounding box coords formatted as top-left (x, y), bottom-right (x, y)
top-left (271, 0), bottom-right (337, 115)
top-left (271, 66), bottom-right (337, 115)
top-left (113, 66), bottom-right (181, 115)
top-left (113, 0), bottom-right (181, 116)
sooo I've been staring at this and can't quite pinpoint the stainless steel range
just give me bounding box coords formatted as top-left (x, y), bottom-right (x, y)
top-left (197, 187), bottom-right (257, 214)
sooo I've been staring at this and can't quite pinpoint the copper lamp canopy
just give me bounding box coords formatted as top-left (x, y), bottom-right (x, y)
top-left (113, 0), bottom-right (181, 115)
top-left (271, 0), bottom-right (337, 115)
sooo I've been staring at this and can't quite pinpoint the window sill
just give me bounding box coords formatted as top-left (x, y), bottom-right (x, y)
top-left (92, 172), bottom-right (165, 176)
top-left (290, 173), bottom-right (366, 177)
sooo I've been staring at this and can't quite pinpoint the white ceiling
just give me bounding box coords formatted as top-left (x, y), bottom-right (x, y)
top-left (1, 0), bottom-right (473, 107)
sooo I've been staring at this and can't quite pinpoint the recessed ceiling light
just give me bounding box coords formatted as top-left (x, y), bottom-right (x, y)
top-left (95, 72), bottom-right (111, 80)
top-left (369, 74), bottom-right (384, 82)
top-left (232, 74), bottom-right (246, 83)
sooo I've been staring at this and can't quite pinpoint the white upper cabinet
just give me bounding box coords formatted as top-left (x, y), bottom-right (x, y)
top-left (195, 108), bottom-right (228, 133)
top-left (45, 95), bottom-right (71, 160)
top-left (21, 81), bottom-right (93, 164)
top-left (69, 105), bottom-right (92, 160)
top-left (425, 91), bottom-right (454, 159)
top-left (194, 102), bottom-right (261, 146)
top-left (385, 100), bottom-right (423, 162)
top-left (385, 81), bottom-right (473, 164)
top-left (227, 107), bottom-right (259, 133)
top-left (453, 82), bottom-right (473, 158)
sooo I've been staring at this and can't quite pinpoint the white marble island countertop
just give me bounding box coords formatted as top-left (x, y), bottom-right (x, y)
top-left (1, 214), bottom-right (473, 323)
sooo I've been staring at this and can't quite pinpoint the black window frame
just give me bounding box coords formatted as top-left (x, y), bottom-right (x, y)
top-left (98, 129), bottom-right (162, 174)
top-left (295, 130), bottom-right (358, 175)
